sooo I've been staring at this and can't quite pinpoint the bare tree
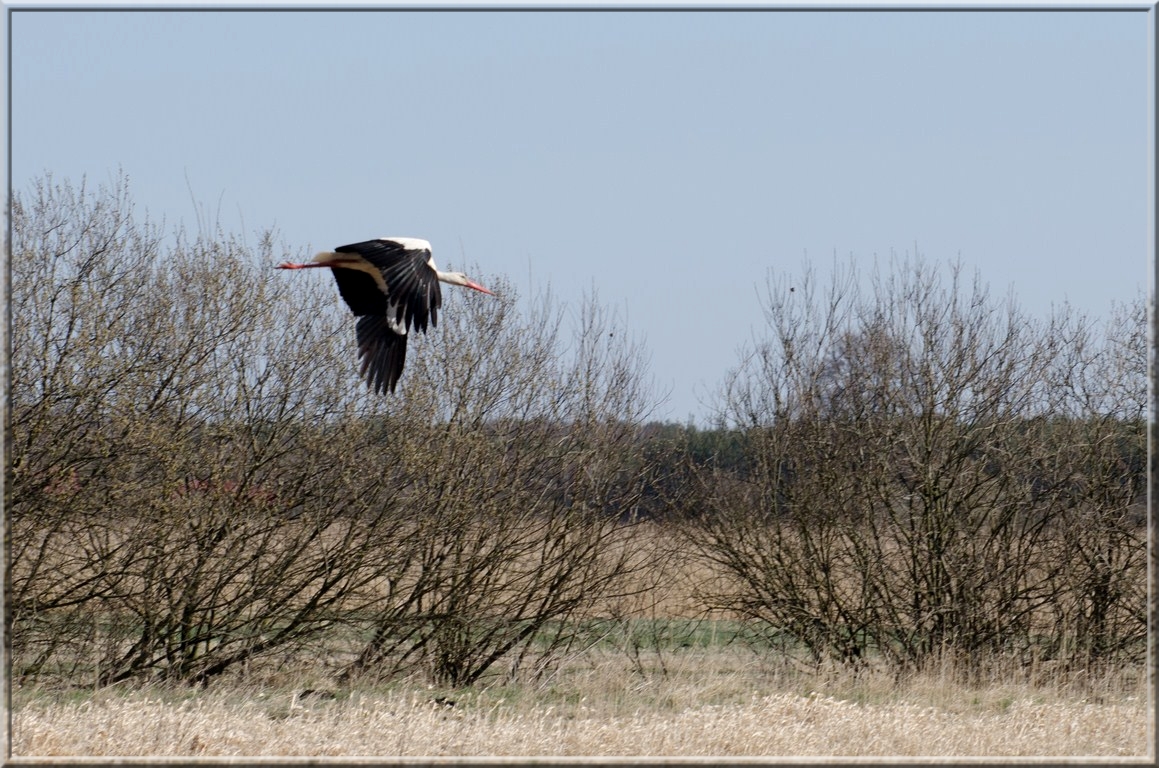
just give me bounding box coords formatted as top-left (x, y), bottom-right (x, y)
top-left (9, 174), bottom-right (419, 684)
top-left (681, 255), bottom-right (1146, 678)
top-left (338, 282), bottom-right (661, 687)
top-left (8, 174), bottom-right (663, 689)
top-left (1032, 298), bottom-right (1147, 667)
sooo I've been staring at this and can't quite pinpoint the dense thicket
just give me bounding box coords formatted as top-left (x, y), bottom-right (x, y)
top-left (7, 175), bottom-right (1147, 689)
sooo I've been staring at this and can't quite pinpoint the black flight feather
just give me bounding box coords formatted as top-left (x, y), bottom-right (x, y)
top-left (355, 315), bottom-right (407, 395)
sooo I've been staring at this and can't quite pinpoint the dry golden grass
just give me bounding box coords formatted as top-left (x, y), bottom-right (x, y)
top-left (11, 651), bottom-right (1152, 759)
top-left (12, 689), bottom-right (1149, 758)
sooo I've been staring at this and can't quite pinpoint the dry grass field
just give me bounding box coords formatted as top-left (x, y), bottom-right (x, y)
top-left (8, 530), bottom-right (1154, 760)
top-left (10, 648), bottom-right (1152, 759)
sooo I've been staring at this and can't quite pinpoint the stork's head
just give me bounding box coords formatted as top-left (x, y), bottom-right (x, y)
top-left (438, 271), bottom-right (495, 295)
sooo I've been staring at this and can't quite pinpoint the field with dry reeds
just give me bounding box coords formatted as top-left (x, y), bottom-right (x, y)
top-left (11, 637), bottom-right (1152, 759)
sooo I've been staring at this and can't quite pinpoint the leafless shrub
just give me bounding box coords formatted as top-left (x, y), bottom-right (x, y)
top-left (8, 173), bottom-right (416, 684)
top-left (680, 256), bottom-right (1146, 678)
top-left (8, 174), bottom-right (662, 689)
top-left (337, 282), bottom-right (660, 687)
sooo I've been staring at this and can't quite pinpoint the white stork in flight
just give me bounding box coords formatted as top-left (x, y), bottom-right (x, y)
top-left (276, 237), bottom-right (494, 394)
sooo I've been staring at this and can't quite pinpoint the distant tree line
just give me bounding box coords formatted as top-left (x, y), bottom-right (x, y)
top-left (7, 173), bottom-right (1147, 690)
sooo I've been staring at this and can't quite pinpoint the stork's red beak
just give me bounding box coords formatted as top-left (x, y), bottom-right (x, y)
top-left (276, 261), bottom-right (329, 269)
top-left (465, 280), bottom-right (495, 296)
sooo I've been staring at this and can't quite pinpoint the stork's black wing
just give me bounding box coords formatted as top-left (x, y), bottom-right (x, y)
top-left (355, 315), bottom-right (408, 395)
top-left (334, 238), bottom-right (442, 332)
top-left (328, 238), bottom-right (441, 395)
top-left (328, 268), bottom-right (388, 316)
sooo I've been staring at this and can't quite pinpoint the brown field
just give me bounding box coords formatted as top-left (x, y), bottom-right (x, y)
top-left (8, 526), bottom-right (1154, 760)
top-left (10, 647), bottom-right (1152, 759)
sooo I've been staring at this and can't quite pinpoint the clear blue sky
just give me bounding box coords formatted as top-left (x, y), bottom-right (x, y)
top-left (8, 7), bottom-right (1152, 424)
